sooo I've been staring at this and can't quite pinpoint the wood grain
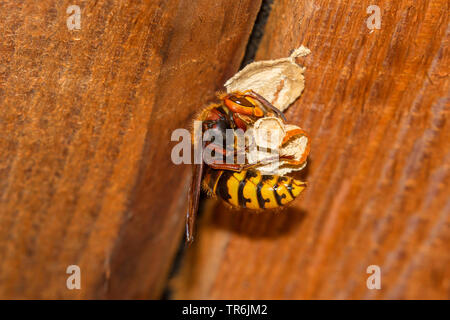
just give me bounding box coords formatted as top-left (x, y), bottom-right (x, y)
top-left (0, 0), bottom-right (261, 299)
top-left (170, 0), bottom-right (450, 299)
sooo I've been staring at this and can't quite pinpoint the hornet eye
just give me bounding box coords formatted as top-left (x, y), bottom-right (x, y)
top-left (229, 96), bottom-right (253, 107)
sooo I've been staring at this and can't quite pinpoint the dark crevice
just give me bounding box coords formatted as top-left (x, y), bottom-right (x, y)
top-left (160, 1), bottom-right (274, 300)
top-left (240, 0), bottom-right (274, 68)
top-left (160, 192), bottom-right (207, 300)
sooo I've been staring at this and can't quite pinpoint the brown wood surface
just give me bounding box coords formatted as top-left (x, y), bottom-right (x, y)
top-left (0, 0), bottom-right (261, 299)
top-left (170, 0), bottom-right (450, 299)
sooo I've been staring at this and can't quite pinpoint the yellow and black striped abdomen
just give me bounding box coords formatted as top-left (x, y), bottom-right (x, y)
top-left (203, 169), bottom-right (306, 209)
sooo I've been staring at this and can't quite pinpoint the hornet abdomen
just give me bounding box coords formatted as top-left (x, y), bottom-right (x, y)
top-left (203, 169), bottom-right (306, 209)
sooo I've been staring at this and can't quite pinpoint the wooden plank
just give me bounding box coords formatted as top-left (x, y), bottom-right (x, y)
top-left (170, 0), bottom-right (450, 299)
top-left (0, 0), bottom-right (261, 299)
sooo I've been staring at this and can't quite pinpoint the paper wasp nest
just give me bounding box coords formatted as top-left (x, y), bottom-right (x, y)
top-left (225, 46), bottom-right (311, 175)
